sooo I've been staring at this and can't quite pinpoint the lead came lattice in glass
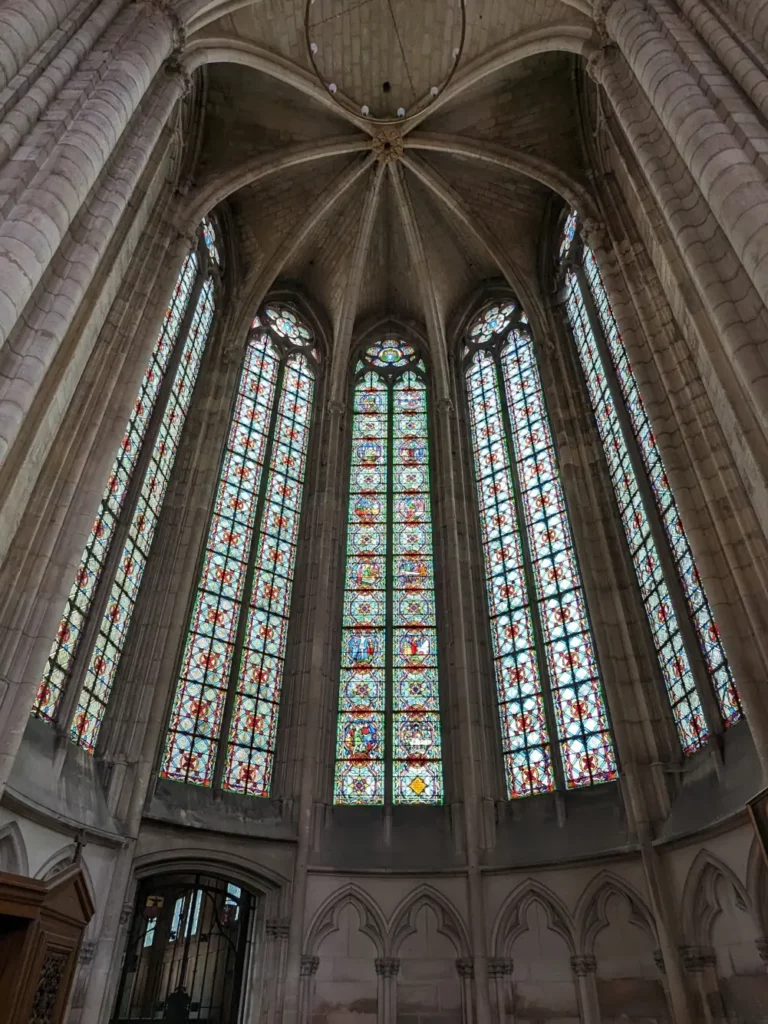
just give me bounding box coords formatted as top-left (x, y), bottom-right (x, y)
top-left (465, 301), bottom-right (617, 797)
top-left (559, 209), bottom-right (741, 749)
top-left (162, 306), bottom-right (317, 795)
top-left (334, 343), bottom-right (444, 805)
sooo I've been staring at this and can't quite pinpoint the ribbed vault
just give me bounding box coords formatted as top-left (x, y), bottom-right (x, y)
top-left (178, 0), bottom-right (600, 373)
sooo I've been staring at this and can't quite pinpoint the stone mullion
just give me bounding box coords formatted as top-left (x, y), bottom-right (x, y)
top-left (570, 955), bottom-right (601, 1023)
top-left (282, 399), bottom-right (351, 1024)
top-left (543, 304), bottom-right (675, 819)
top-left (450, 364), bottom-right (505, 807)
top-left (583, 213), bottom-right (768, 766)
top-left (572, 257), bottom-right (723, 746)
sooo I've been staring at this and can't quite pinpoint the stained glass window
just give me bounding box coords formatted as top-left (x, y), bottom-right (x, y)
top-left (466, 302), bottom-right (617, 798)
top-left (334, 343), bottom-right (444, 805)
top-left (32, 221), bottom-right (220, 742)
top-left (559, 210), bottom-right (742, 749)
top-left (161, 305), bottom-right (317, 797)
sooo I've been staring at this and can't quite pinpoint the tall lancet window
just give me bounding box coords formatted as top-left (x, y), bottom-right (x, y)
top-left (334, 341), bottom-right (444, 806)
top-left (559, 210), bottom-right (742, 752)
top-left (161, 306), bottom-right (317, 797)
top-left (465, 302), bottom-right (617, 799)
top-left (32, 219), bottom-right (220, 752)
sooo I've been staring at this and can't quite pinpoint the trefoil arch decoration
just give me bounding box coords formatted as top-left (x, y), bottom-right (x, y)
top-left (334, 339), bottom-right (444, 806)
top-left (32, 217), bottom-right (222, 752)
top-left (161, 303), bottom-right (318, 797)
top-left (558, 209), bottom-right (742, 753)
top-left (463, 298), bottom-right (617, 799)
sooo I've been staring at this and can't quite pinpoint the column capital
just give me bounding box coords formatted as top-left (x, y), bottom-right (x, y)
top-left (78, 940), bottom-right (97, 965)
top-left (592, 0), bottom-right (617, 41)
top-left (756, 937), bottom-right (768, 962)
top-left (266, 917), bottom-right (291, 940)
top-left (300, 954), bottom-right (320, 976)
top-left (570, 954), bottom-right (597, 976)
top-left (680, 945), bottom-right (716, 972)
top-left (164, 52), bottom-right (193, 97)
top-left (455, 957), bottom-right (474, 979)
top-left (136, 0), bottom-right (186, 48)
top-left (585, 42), bottom-right (619, 85)
top-left (327, 398), bottom-right (346, 417)
top-left (488, 957), bottom-right (514, 977)
top-left (435, 397), bottom-right (454, 417)
top-left (375, 957), bottom-right (400, 977)
top-left (652, 949), bottom-right (666, 974)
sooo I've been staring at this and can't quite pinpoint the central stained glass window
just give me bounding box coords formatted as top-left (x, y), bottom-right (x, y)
top-left (334, 340), bottom-right (444, 805)
top-left (465, 301), bottom-right (617, 798)
top-left (161, 305), bottom-right (317, 796)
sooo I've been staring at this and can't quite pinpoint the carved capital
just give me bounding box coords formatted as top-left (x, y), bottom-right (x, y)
top-left (571, 955), bottom-right (597, 977)
top-left (435, 397), bottom-right (454, 416)
top-left (680, 945), bottom-right (716, 972)
top-left (652, 949), bottom-right (666, 974)
top-left (300, 955), bottom-right (320, 977)
top-left (78, 940), bottom-right (97, 965)
top-left (592, 0), bottom-right (616, 41)
top-left (164, 52), bottom-right (193, 96)
top-left (136, 0), bottom-right (186, 48)
top-left (375, 957), bottom-right (400, 977)
top-left (327, 398), bottom-right (346, 417)
top-left (488, 957), bottom-right (514, 978)
top-left (581, 217), bottom-right (607, 253)
top-left (585, 43), bottom-right (618, 84)
top-left (455, 957), bottom-right (474, 979)
top-left (756, 937), bottom-right (768, 963)
top-left (266, 918), bottom-right (290, 940)
top-left (372, 128), bottom-right (404, 164)
top-left (120, 903), bottom-right (134, 926)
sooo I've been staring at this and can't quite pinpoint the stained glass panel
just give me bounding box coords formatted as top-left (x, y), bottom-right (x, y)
top-left (224, 353), bottom-right (315, 795)
top-left (581, 246), bottom-right (742, 726)
top-left (500, 329), bottom-right (616, 787)
top-left (467, 350), bottom-right (553, 797)
top-left (161, 334), bottom-right (280, 785)
top-left (564, 273), bottom-right (708, 751)
top-left (33, 250), bottom-right (199, 723)
top-left (334, 346), bottom-right (443, 805)
top-left (335, 372), bottom-right (388, 804)
top-left (70, 281), bottom-right (215, 751)
top-left (392, 373), bottom-right (443, 804)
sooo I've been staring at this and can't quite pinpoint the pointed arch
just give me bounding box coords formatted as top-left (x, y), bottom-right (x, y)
top-left (680, 849), bottom-right (756, 947)
top-left (492, 879), bottom-right (576, 958)
top-left (305, 883), bottom-right (387, 958)
top-left (389, 884), bottom-right (470, 958)
top-left (574, 870), bottom-right (657, 954)
top-left (746, 836), bottom-right (768, 934)
top-left (0, 821), bottom-right (28, 875)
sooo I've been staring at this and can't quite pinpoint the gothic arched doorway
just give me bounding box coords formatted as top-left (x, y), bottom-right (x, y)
top-left (113, 872), bottom-right (254, 1022)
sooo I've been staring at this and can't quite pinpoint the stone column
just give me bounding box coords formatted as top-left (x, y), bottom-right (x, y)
top-left (0, 0), bottom-right (87, 94)
top-left (680, 945), bottom-right (724, 1022)
top-left (571, 955), bottom-right (601, 1024)
top-left (298, 955), bottom-right (319, 1024)
top-left (0, 0), bottom-right (180, 349)
top-left (601, 0), bottom-right (768, 317)
top-left (266, 919), bottom-right (291, 1024)
top-left (456, 958), bottom-right (475, 1024)
top-left (488, 958), bottom-right (514, 1024)
top-left (375, 957), bottom-right (400, 1024)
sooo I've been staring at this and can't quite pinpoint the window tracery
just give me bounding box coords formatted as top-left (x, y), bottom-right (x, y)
top-left (334, 340), bottom-right (444, 805)
top-left (559, 210), bottom-right (741, 750)
top-left (465, 301), bottom-right (617, 798)
top-left (161, 305), bottom-right (317, 796)
top-left (32, 219), bottom-right (220, 751)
